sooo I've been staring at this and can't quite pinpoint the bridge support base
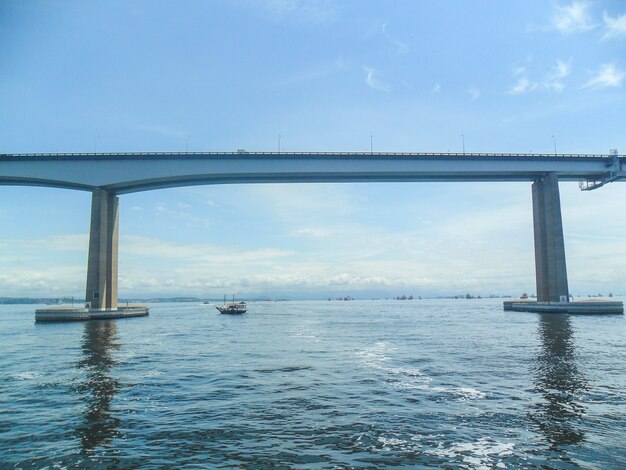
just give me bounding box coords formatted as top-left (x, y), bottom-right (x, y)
top-left (85, 189), bottom-right (119, 310)
top-left (503, 300), bottom-right (623, 314)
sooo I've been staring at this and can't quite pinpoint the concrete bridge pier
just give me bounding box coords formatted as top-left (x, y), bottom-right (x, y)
top-left (85, 188), bottom-right (119, 310)
top-left (532, 173), bottom-right (569, 303)
top-left (36, 189), bottom-right (150, 320)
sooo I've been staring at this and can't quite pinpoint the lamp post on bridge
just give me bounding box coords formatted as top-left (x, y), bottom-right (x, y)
top-left (461, 134), bottom-right (465, 154)
top-left (186, 135), bottom-right (191, 153)
top-left (552, 135), bottom-right (557, 156)
top-left (278, 134), bottom-right (281, 153)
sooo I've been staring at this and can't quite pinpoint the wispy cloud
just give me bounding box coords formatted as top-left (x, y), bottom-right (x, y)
top-left (583, 63), bottom-right (626, 88)
top-left (292, 227), bottom-right (334, 238)
top-left (363, 66), bottom-right (390, 93)
top-left (550, 59), bottom-right (571, 80)
top-left (508, 59), bottom-right (571, 94)
top-left (382, 21), bottom-right (409, 54)
top-left (122, 235), bottom-right (295, 264)
top-left (153, 202), bottom-right (214, 229)
top-left (0, 234), bottom-right (88, 253)
top-left (551, 1), bottom-right (596, 34)
top-left (545, 58), bottom-right (571, 91)
top-left (431, 82), bottom-right (441, 93)
top-left (602, 11), bottom-right (626, 39)
top-left (508, 77), bottom-right (538, 95)
top-left (467, 87), bottom-right (480, 101)
top-left (280, 57), bottom-right (347, 85)
top-left (248, 0), bottom-right (338, 25)
top-left (5, 185), bottom-right (626, 298)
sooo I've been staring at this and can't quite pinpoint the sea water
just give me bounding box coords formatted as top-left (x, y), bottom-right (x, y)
top-left (1, 299), bottom-right (625, 468)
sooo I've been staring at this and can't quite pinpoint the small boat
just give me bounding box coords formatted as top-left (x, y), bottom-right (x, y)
top-left (216, 295), bottom-right (247, 314)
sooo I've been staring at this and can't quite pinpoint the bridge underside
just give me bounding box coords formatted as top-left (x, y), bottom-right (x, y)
top-left (0, 172), bottom-right (611, 194)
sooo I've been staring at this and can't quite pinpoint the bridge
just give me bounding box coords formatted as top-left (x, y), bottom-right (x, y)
top-left (2, 151), bottom-right (624, 314)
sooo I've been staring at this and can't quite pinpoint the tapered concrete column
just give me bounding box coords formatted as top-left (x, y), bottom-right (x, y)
top-left (532, 173), bottom-right (569, 302)
top-left (85, 189), bottom-right (119, 310)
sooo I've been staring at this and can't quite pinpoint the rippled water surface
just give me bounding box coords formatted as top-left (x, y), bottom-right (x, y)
top-left (1, 299), bottom-right (625, 468)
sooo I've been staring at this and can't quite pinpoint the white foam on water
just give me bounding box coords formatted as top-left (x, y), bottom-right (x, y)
top-left (355, 343), bottom-right (487, 399)
top-left (356, 342), bottom-right (430, 390)
top-left (414, 385), bottom-right (487, 401)
top-left (377, 436), bottom-right (410, 451)
top-left (372, 434), bottom-right (425, 454)
top-left (454, 387), bottom-right (487, 400)
top-left (11, 372), bottom-right (39, 380)
top-left (425, 437), bottom-right (515, 469)
top-left (355, 341), bottom-right (396, 369)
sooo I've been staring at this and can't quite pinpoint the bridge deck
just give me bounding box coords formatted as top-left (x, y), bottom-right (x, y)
top-left (1, 152), bottom-right (623, 194)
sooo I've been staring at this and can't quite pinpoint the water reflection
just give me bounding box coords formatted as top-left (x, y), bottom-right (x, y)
top-left (75, 320), bottom-right (121, 453)
top-left (529, 314), bottom-right (588, 449)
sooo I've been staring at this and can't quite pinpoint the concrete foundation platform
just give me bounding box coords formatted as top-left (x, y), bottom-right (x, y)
top-left (503, 300), bottom-right (623, 314)
top-left (35, 305), bottom-right (149, 322)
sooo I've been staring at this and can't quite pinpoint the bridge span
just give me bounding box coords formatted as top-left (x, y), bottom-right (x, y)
top-left (0, 151), bottom-right (624, 193)
top-left (1, 151), bottom-right (624, 313)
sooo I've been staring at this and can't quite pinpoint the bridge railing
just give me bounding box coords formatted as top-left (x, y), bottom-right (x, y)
top-left (0, 151), bottom-right (618, 159)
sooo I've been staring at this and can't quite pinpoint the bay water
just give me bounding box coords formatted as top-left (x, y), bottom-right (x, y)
top-left (1, 299), bottom-right (625, 468)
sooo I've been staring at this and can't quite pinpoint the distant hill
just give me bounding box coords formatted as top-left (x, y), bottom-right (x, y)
top-left (0, 297), bottom-right (82, 305)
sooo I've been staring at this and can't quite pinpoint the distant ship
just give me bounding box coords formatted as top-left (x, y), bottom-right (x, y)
top-left (216, 295), bottom-right (247, 314)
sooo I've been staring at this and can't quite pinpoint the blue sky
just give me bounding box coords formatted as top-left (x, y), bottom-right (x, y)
top-left (1, 0), bottom-right (626, 299)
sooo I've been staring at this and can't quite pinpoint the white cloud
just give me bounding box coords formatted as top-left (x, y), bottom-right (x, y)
top-left (292, 227), bottom-right (334, 238)
top-left (584, 63), bottom-right (626, 88)
top-left (363, 66), bottom-right (391, 93)
top-left (431, 82), bottom-right (441, 93)
top-left (4, 183), bottom-right (626, 299)
top-left (544, 58), bottom-right (572, 92)
top-left (382, 21), bottom-right (410, 54)
top-left (152, 202), bottom-right (214, 229)
top-left (545, 80), bottom-right (565, 92)
top-left (122, 235), bottom-right (295, 264)
top-left (468, 87), bottom-right (480, 101)
top-left (0, 234), bottom-right (88, 253)
top-left (249, 0), bottom-right (337, 25)
top-left (335, 56), bottom-right (347, 70)
top-left (552, 1), bottom-right (596, 34)
top-left (603, 11), bottom-right (626, 39)
top-left (550, 59), bottom-right (572, 79)
top-left (0, 266), bottom-right (86, 296)
top-left (508, 77), bottom-right (539, 95)
top-left (280, 57), bottom-right (347, 85)
top-left (508, 59), bottom-right (571, 94)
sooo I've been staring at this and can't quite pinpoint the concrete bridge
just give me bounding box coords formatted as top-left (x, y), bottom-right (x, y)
top-left (2, 151), bottom-right (624, 312)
